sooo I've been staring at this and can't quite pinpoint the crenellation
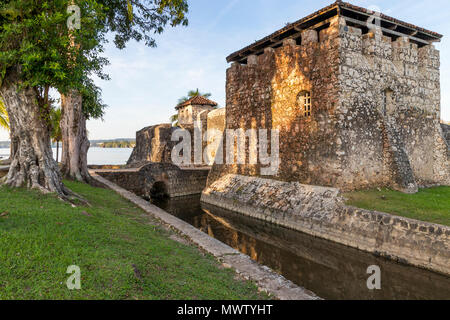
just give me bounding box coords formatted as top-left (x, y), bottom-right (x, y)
top-left (418, 45), bottom-right (440, 69)
top-left (247, 54), bottom-right (258, 65)
top-left (282, 38), bottom-right (296, 47)
top-left (208, 2), bottom-right (449, 193)
top-left (301, 29), bottom-right (318, 44)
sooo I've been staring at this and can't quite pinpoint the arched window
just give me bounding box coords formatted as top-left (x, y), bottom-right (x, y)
top-left (298, 91), bottom-right (312, 117)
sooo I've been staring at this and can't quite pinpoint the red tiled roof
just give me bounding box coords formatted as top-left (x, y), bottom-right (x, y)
top-left (176, 96), bottom-right (218, 110)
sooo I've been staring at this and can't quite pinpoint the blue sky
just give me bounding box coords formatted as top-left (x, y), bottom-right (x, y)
top-left (1, 0), bottom-right (449, 140)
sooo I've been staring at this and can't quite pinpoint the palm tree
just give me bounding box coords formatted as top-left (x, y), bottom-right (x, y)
top-left (177, 89), bottom-right (212, 104)
top-left (171, 89), bottom-right (213, 126)
top-left (0, 98), bottom-right (9, 131)
top-left (50, 107), bottom-right (62, 163)
top-left (170, 114), bottom-right (179, 127)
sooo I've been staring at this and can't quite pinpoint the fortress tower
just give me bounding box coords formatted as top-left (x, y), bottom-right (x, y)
top-left (208, 1), bottom-right (449, 193)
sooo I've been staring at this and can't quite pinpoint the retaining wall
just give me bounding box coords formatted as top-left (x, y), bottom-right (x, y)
top-left (201, 174), bottom-right (450, 276)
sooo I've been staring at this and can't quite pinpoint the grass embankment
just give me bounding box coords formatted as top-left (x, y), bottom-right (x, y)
top-left (344, 186), bottom-right (450, 227)
top-left (0, 181), bottom-right (267, 300)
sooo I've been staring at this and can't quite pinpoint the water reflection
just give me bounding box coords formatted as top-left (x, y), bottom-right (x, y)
top-left (151, 195), bottom-right (450, 300)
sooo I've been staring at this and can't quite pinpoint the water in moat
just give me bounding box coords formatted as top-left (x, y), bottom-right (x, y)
top-left (151, 195), bottom-right (450, 300)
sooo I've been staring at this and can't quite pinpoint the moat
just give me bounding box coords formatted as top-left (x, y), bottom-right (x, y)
top-left (151, 195), bottom-right (450, 300)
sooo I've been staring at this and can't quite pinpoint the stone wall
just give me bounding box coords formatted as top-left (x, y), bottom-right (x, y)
top-left (338, 22), bottom-right (449, 191)
top-left (96, 163), bottom-right (209, 199)
top-left (442, 123), bottom-right (450, 151)
top-left (202, 174), bottom-right (450, 276)
top-left (179, 104), bottom-right (215, 128)
top-left (208, 17), bottom-right (342, 188)
top-left (207, 16), bottom-right (449, 192)
top-left (206, 108), bottom-right (226, 165)
top-left (128, 109), bottom-right (225, 167)
top-left (127, 124), bottom-right (177, 167)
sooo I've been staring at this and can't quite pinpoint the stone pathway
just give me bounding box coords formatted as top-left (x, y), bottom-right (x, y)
top-left (90, 170), bottom-right (320, 300)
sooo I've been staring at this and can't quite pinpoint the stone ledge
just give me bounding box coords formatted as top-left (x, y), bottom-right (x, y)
top-left (201, 174), bottom-right (450, 276)
top-left (89, 171), bottom-right (320, 300)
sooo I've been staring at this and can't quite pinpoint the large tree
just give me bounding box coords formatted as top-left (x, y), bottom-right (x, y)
top-left (50, 107), bottom-right (62, 163)
top-left (61, 0), bottom-right (189, 183)
top-left (0, 1), bottom-right (107, 199)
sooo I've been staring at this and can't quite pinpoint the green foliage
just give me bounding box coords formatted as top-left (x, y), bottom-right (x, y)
top-left (50, 107), bottom-right (62, 143)
top-left (80, 78), bottom-right (107, 120)
top-left (178, 88), bottom-right (212, 104)
top-left (170, 113), bottom-right (179, 127)
top-left (0, 98), bottom-right (9, 131)
top-left (99, 0), bottom-right (189, 49)
top-left (99, 140), bottom-right (135, 148)
top-left (0, 181), bottom-right (267, 300)
top-left (0, 1), bottom-right (108, 95)
top-left (344, 187), bottom-right (450, 226)
top-left (0, 1), bottom-right (189, 122)
top-left (127, 0), bottom-right (134, 22)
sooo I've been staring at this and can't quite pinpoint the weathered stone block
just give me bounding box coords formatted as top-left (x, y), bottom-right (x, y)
top-left (301, 29), bottom-right (318, 44)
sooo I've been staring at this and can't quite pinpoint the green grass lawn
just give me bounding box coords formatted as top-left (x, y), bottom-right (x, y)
top-left (343, 186), bottom-right (450, 227)
top-left (0, 181), bottom-right (267, 300)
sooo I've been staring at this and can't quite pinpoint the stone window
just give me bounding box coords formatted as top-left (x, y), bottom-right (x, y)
top-left (298, 91), bottom-right (312, 117)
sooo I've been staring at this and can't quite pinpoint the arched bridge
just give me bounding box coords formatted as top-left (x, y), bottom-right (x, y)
top-left (93, 163), bottom-right (210, 199)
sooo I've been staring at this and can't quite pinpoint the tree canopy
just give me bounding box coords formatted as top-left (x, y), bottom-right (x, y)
top-left (0, 0), bottom-right (189, 196)
top-left (0, 0), bottom-right (189, 121)
top-left (100, 0), bottom-right (189, 49)
top-left (0, 1), bottom-right (108, 103)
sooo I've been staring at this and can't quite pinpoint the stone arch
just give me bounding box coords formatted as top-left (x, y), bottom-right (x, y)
top-left (150, 181), bottom-right (169, 199)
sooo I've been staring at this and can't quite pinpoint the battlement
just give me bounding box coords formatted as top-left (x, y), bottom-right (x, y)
top-left (227, 2), bottom-right (442, 65)
top-left (228, 19), bottom-right (340, 73)
top-left (218, 2), bottom-right (448, 196)
top-left (340, 21), bottom-right (439, 70)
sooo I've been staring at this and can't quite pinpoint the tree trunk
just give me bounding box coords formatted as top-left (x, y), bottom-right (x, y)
top-left (60, 91), bottom-right (91, 183)
top-left (0, 69), bottom-right (69, 197)
top-left (56, 141), bottom-right (59, 163)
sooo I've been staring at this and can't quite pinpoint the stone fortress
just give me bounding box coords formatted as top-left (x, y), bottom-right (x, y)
top-left (124, 0), bottom-right (450, 198)
top-left (206, 0), bottom-right (449, 194)
top-left (97, 1), bottom-right (450, 275)
top-left (99, 95), bottom-right (225, 199)
top-left (200, 1), bottom-right (450, 275)
top-left (127, 95), bottom-right (225, 168)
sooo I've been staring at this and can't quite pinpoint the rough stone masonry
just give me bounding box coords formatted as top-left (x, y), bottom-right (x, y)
top-left (208, 1), bottom-right (449, 193)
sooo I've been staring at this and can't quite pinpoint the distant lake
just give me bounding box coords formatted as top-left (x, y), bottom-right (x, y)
top-left (0, 147), bottom-right (133, 165)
